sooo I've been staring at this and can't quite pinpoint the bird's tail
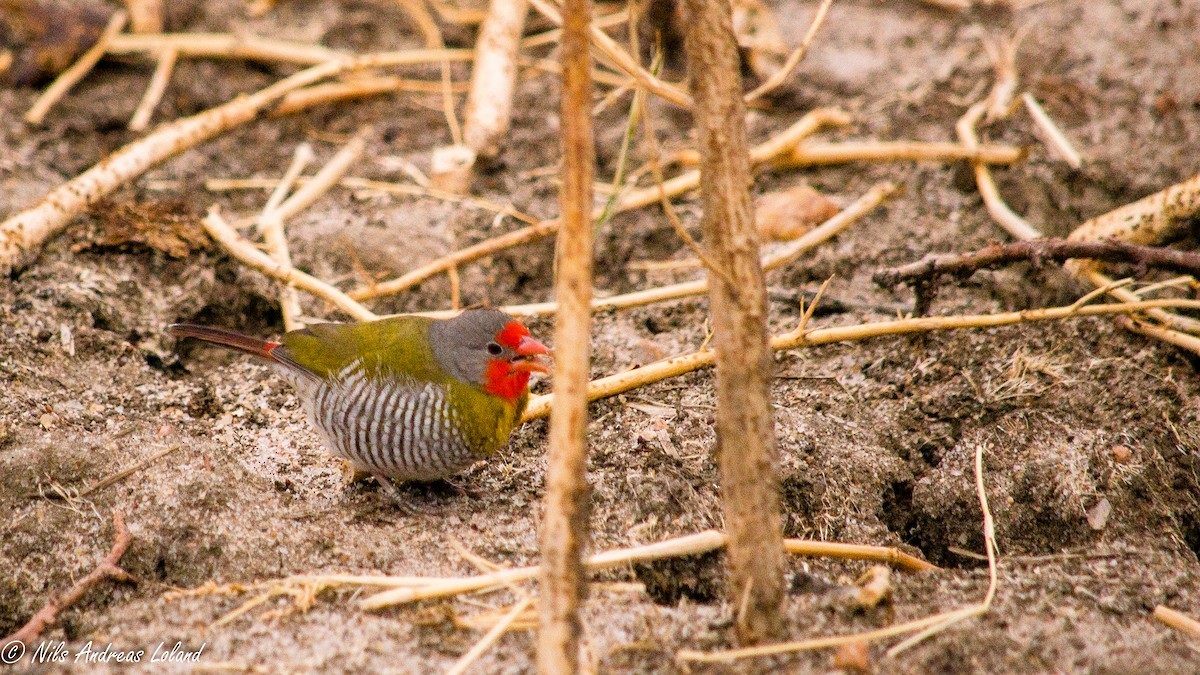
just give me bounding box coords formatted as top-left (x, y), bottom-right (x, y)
top-left (168, 324), bottom-right (281, 360)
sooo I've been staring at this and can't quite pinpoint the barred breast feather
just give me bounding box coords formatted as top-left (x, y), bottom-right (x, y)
top-left (289, 362), bottom-right (477, 481)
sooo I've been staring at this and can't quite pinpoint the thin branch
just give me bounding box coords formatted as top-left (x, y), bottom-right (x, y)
top-left (780, 140), bottom-right (1025, 167)
top-left (1114, 315), bottom-right (1200, 354)
top-left (394, 0), bottom-right (462, 146)
top-left (257, 144), bottom-right (316, 331)
top-left (983, 29), bottom-right (1024, 121)
top-left (956, 99), bottom-right (1200, 347)
top-left (206, 176), bottom-right (536, 224)
top-left (362, 531), bottom-right (728, 610)
top-left (447, 596), bottom-right (536, 675)
top-left (886, 442), bottom-right (997, 655)
top-left (202, 208), bottom-right (378, 322)
top-left (4, 510), bottom-right (135, 645)
top-left (127, 47), bottom-right (177, 131)
top-left (743, 0), bottom-right (834, 102)
top-left (25, 10), bottom-right (129, 124)
top-left (956, 101), bottom-right (1040, 241)
top-left (1021, 92), bottom-right (1081, 168)
top-left (106, 32), bottom-right (346, 64)
top-left (784, 539), bottom-right (936, 572)
top-left (521, 296), bottom-right (1200, 421)
top-left (1154, 605), bottom-right (1200, 641)
top-left (874, 237), bottom-right (1200, 314)
top-left (272, 76), bottom-right (470, 116)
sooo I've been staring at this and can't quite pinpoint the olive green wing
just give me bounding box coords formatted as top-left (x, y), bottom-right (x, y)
top-left (272, 316), bottom-right (449, 383)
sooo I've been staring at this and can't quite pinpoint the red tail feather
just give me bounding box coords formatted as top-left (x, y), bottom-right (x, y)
top-left (168, 324), bottom-right (281, 360)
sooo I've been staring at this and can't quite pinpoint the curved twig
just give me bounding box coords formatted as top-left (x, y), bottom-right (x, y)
top-left (4, 510), bottom-right (135, 645)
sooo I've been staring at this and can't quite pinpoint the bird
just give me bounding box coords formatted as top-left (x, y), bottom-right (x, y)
top-left (168, 309), bottom-right (550, 499)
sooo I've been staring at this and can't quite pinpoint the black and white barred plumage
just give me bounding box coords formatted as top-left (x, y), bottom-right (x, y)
top-left (291, 363), bottom-right (476, 481)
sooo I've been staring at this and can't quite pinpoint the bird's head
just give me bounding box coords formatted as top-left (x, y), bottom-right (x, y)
top-left (427, 309), bottom-right (551, 402)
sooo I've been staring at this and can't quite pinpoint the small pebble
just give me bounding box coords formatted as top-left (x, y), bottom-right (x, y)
top-left (1111, 445), bottom-right (1132, 464)
top-left (1087, 497), bottom-right (1112, 531)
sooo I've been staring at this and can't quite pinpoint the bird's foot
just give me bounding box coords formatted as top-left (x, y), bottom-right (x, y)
top-left (371, 473), bottom-right (423, 515)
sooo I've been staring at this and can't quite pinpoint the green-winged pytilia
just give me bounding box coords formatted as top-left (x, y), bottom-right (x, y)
top-left (169, 310), bottom-right (550, 497)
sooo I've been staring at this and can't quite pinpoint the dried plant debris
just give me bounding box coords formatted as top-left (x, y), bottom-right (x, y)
top-left (77, 200), bottom-right (208, 259)
top-left (0, 0), bottom-right (111, 85)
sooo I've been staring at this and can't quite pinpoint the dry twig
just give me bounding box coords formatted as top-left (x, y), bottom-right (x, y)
top-left (784, 539), bottom-right (936, 572)
top-left (743, 0), bottom-right (833, 102)
top-left (4, 510), bottom-right (135, 645)
top-left (956, 99), bottom-right (1200, 346)
top-left (25, 10), bottom-right (128, 125)
top-left (206, 176), bottom-right (535, 224)
top-left (1021, 92), bottom-right (1081, 168)
top-left (522, 296), bottom-right (1200, 420)
top-left (781, 140), bottom-right (1024, 167)
top-left (202, 208), bottom-right (378, 322)
top-left (875, 238), bottom-right (1200, 314)
top-left (256, 144), bottom-right (314, 331)
top-left (1153, 605), bottom-right (1200, 641)
top-left (106, 32), bottom-right (344, 64)
top-left (127, 47), bottom-right (178, 131)
top-left (448, 596), bottom-right (536, 675)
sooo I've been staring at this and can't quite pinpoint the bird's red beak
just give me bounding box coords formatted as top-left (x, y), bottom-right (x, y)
top-left (514, 335), bottom-right (552, 374)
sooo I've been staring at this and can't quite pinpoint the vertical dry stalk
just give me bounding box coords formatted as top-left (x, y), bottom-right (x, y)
top-left (536, 0), bottom-right (595, 669)
top-left (463, 0), bottom-right (530, 159)
top-left (681, 0), bottom-right (785, 644)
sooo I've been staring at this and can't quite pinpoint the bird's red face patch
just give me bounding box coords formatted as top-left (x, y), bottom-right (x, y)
top-left (483, 320), bottom-right (550, 402)
top-left (483, 360), bottom-right (530, 401)
top-left (494, 320), bottom-right (531, 351)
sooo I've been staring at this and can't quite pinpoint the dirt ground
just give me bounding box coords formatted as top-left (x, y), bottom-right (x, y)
top-left (3, 0), bottom-right (1200, 672)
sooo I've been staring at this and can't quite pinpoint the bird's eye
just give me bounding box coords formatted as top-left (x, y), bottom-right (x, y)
top-left (486, 342), bottom-right (504, 356)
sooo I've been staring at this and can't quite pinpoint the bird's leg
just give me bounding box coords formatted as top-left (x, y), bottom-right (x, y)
top-left (371, 472), bottom-right (422, 514)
